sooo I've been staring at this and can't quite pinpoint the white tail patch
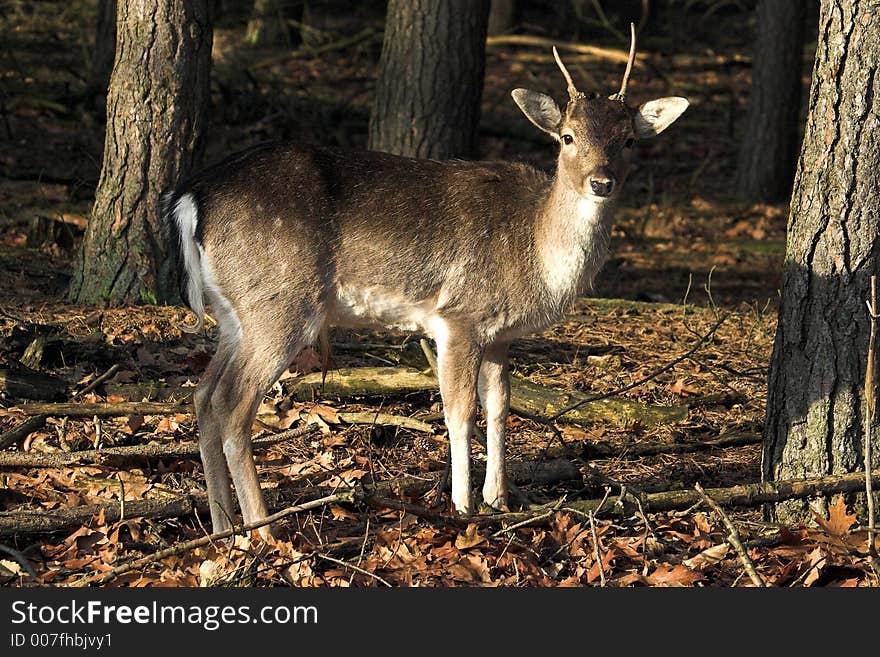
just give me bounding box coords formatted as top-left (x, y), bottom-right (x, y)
top-left (171, 193), bottom-right (205, 332)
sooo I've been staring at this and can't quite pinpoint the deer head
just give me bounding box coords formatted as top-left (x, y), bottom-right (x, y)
top-left (512, 24), bottom-right (688, 200)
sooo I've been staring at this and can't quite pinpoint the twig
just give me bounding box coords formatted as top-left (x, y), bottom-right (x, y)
top-left (0, 424), bottom-right (320, 468)
top-left (588, 0), bottom-right (627, 43)
top-left (99, 492), bottom-right (354, 584)
top-left (72, 364), bottom-right (120, 400)
top-left (316, 552), bottom-right (392, 587)
top-left (485, 34), bottom-right (647, 66)
top-left (548, 313), bottom-right (728, 421)
top-left (116, 472), bottom-right (126, 522)
top-left (864, 275), bottom-right (880, 578)
top-left (338, 411), bottom-right (434, 434)
top-left (0, 543), bottom-right (38, 579)
top-left (0, 414), bottom-right (48, 450)
top-left (694, 482), bottom-right (766, 587)
top-left (588, 510), bottom-right (607, 586)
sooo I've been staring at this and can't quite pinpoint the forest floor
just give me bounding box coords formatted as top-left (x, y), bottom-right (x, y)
top-left (0, 1), bottom-right (877, 587)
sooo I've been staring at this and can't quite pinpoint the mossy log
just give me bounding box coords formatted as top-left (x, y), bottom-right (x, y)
top-left (285, 367), bottom-right (687, 427)
top-left (13, 365), bottom-right (687, 428)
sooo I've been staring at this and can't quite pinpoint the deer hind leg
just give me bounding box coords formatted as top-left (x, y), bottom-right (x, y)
top-left (193, 341), bottom-right (237, 534)
top-left (434, 322), bottom-right (482, 515)
top-left (478, 340), bottom-right (510, 510)
top-left (212, 321), bottom-right (321, 539)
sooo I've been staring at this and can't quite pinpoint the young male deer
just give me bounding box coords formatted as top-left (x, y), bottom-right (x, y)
top-left (165, 28), bottom-right (687, 537)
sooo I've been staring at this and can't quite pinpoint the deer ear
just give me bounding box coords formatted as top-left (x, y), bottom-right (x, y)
top-left (634, 97), bottom-right (689, 138)
top-left (512, 89), bottom-right (562, 140)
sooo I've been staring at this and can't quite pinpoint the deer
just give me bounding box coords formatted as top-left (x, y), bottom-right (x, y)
top-left (164, 26), bottom-right (687, 539)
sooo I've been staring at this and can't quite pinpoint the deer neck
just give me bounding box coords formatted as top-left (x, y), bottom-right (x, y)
top-left (536, 174), bottom-right (616, 309)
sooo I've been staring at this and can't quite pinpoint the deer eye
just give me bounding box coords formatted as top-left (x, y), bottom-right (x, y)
top-left (624, 137), bottom-right (635, 148)
top-left (561, 134), bottom-right (574, 146)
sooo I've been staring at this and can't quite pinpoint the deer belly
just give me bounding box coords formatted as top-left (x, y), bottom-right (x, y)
top-left (330, 286), bottom-right (437, 333)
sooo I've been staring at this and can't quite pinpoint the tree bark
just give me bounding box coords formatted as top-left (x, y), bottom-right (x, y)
top-left (368, 0), bottom-right (490, 160)
top-left (763, 1), bottom-right (880, 522)
top-left (487, 0), bottom-right (515, 36)
top-left (69, 0), bottom-right (213, 305)
top-left (245, 0), bottom-right (289, 46)
top-left (735, 0), bottom-right (807, 203)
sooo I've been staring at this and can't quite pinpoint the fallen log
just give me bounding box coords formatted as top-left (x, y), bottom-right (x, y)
top-left (0, 414), bottom-right (49, 450)
top-left (552, 469), bottom-right (880, 519)
top-left (286, 366), bottom-right (687, 427)
top-left (2, 401), bottom-right (190, 418)
top-left (574, 432), bottom-right (763, 460)
top-left (7, 364), bottom-right (687, 429)
top-left (510, 375), bottom-right (687, 426)
top-left (0, 424), bottom-right (319, 468)
top-left (0, 369), bottom-right (67, 401)
top-left (0, 458), bottom-right (580, 536)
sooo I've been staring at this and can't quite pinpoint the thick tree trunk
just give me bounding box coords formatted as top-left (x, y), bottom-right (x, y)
top-left (487, 0), bottom-right (515, 36)
top-left (69, 0), bottom-right (213, 305)
top-left (763, 1), bottom-right (880, 522)
top-left (368, 0), bottom-right (490, 160)
top-left (245, 0), bottom-right (289, 46)
top-left (735, 0), bottom-right (807, 203)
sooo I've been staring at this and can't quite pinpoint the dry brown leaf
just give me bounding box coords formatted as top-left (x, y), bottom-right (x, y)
top-left (813, 496), bottom-right (856, 538)
top-left (454, 524), bottom-right (488, 551)
top-left (683, 543), bottom-right (729, 570)
top-left (668, 378), bottom-right (700, 397)
top-left (645, 563), bottom-right (703, 586)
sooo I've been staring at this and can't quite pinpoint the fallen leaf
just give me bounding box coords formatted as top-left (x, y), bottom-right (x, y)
top-left (813, 495), bottom-right (856, 538)
top-left (683, 543), bottom-right (729, 570)
top-left (668, 378), bottom-right (700, 397)
top-left (454, 524), bottom-right (488, 551)
top-left (645, 563), bottom-right (703, 586)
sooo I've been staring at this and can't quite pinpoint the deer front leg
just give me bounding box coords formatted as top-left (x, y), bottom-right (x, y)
top-left (478, 341), bottom-right (510, 510)
top-left (434, 323), bottom-right (482, 515)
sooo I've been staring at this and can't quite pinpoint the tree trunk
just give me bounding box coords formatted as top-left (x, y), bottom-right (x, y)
top-left (368, 0), bottom-right (490, 160)
top-left (245, 0), bottom-right (290, 47)
top-left (487, 0), bottom-right (515, 36)
top-left (69, 0), bottom-right (213, 305)
top-left (763, 1), bottom-right (880, 522)
top-left (735, 0), bottom-right (807, 203)
top-left (89, 0), bottom-right (117, 108)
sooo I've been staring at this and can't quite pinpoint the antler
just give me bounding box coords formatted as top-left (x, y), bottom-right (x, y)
top-left (552, 46), bottom-right (580, 101)
top-left (611, 23), bottom-right (637, 102)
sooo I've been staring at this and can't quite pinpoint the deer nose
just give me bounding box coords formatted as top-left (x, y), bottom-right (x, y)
top-left (589, 176), bottom-right (616, 197)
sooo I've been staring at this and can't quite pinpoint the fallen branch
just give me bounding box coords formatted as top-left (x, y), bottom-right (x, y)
top-left (576, 432), bottom-right (762, 461)
top-left (561, 469), bottom-right (880, 518)
top-left (337, 411), bottom-right (434, 434)
top-left (548, 313), bottom-right (727, 422)
top-left (694, 482), bottom-right (766, 587)
top-left (485, 34), bottom-right (648, 66)
top-left (0, 458), bottom-right (580, 536)
top-left (0, 424), bottom-right (319, 468)
top-left (0, 543), bottom-right (38, 579)
top-left (0, 414), bottom-right (48, 450)
top-left (72, 364), bottom-right (120, 400)
top-left (2, 401), bottom-right (190, 418)
top-left (98, 492), bottom-right (354, 584)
